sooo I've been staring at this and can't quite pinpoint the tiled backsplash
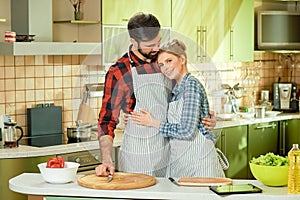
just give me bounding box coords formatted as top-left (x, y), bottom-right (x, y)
top-left (0, 52), bottom-right (300, 141)
top-left (0, 55), bottom-right (105, 142)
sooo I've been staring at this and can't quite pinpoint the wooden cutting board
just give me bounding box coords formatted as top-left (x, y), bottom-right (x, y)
top-left (178, 177), bottom-right (232, 186)
top-left (77, 172), bottom-right (156, 190)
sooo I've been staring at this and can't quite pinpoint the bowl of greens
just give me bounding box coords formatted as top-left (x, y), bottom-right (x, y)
top-left (249, 152), bottom-right (289, 186)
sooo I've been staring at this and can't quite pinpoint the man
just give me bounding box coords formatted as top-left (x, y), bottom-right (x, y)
top-left (96, 12), bottom-right (216, 177)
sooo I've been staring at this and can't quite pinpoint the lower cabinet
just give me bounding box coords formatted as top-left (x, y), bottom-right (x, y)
top-left (214, 125), bottom-right (248, 179)
top-left (0, 155), bottom-right (54, 200)
top-left (215, 121), bottom-right (279, 179)
top-left (247, 122), bottom-right (279, 178)
top-left (280, 119), bottom-right (300, 156)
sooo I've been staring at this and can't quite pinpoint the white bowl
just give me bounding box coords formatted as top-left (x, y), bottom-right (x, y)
top-left (38, 162), bottom-right (80, 184)
top-left (237, 112), bottom-right (255, 119)
top-left (265, 111), bottom-right (282, 117)
top-left (217, 113), bottom-right (237, 121)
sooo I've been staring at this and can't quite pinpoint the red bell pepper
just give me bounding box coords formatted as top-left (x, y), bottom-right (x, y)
top-left (46, 157), bottom-right (65, 168)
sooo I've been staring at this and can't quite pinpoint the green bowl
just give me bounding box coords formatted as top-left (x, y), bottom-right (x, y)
top-left (249, 163), bottom-right (288, 186)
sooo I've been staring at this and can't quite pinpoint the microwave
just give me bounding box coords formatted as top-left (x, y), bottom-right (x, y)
top-left (257, 10), bottom-right (300, 50)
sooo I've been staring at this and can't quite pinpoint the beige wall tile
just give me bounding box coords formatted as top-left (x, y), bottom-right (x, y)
top-left (45, 77), bottom-right (54, 89)
top-left (63, 55), bottom-right (72, 65)
top-left (25, 66), bottom-right (35, 77)
top-left (54, 65), bottom-right (63, 76)
top-left (15, 56), bottom-right (25, 66)
top-left (63, 88), bottom-right (72, 99)
top-left (0, 104), bottom-right (5, 114)
top-left (0, 92), bottom-right (4, 103)
top-left (45, 89), bottom-right (54, 101)
top-left (63, 65), bottom-right (72, 76)
top-left (4, 56), bottom-right (14, 66)
top-left (35, 56), bottom-right (44, 66)
top-left (26, 78), bottom-right (35, 90)
top-left (0, 56), bottom-right (4, 66)
top-left (16, 78), bottom-right (25, 90)
top-left (16, 66), bottom-right (25, 78)
top-left (5, 79), bottom-right (15, 91)
top-left (63, 76), bottom-right (72, 88)
top-left (26, 90), bottom-right (35, 101)
top-left (35, 90), bottom-right (45, 101)
top-left (5, 66), bottom-right (15, 78)
top-left (54, 77), bottom-right (63, 88)
top-left (35, 78), bottom-right (45, 89)
top-left (25, 56), bottom-right (35, 66)
top-left (0, 80), bottom-right (4, 91)
top-left (0, 66), bottom-right (4, 78)
top-left (16, 91), bottom-right (25, 103)
top-left (44, 65), bottom-right (54, 77)
top-left (5, 91), bottom-right (15, 103)
top-left (35, 66), bottom-right (45, 77)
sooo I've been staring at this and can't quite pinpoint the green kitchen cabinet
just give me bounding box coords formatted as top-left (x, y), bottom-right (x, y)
top-left (0, 155), bottom-right (54, 200)
top-left (214, 125), bottom-right (248, 179)
top-left (223, 0), bottom-right (254, 62)
top-left (247, 121), bottom-right (278, 178)
top-left (172, 0), bottom-right (254, 63)
top-left (102, 0), bottom-right (171, 26)
top-left (280, 119), bottom-right (300, 156)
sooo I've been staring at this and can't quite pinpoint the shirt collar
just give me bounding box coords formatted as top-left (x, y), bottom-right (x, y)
top-left (172, 73), bottom-right (191, 96)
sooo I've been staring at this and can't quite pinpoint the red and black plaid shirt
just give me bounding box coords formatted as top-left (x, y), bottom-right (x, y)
top-left (98, 49), bottom-right (161, 138)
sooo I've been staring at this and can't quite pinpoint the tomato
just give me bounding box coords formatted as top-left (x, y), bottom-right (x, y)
top-left (46, 157), bottom-right (65, 168)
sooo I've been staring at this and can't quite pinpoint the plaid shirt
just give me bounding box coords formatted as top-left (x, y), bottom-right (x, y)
top-left (98, 49), bottom-right (161, 138)
top-left (159, 73), bottom-right (216, 142)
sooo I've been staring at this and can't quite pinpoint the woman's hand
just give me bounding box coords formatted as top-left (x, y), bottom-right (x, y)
top-left (202, 111), bottom-right (216, 131)
top-left (130, 109), bottom-right (161, 128)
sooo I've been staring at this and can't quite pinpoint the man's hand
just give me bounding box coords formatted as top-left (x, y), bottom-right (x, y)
top-left (95, 163), bottom-right (115, 177)
top-left (202, 111), bottom-right (216, 131)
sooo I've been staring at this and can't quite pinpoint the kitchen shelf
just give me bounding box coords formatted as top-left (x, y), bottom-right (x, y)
top-left (53, 20), bottom-right (100, 24)
top-left (0, 42), bottom-right (102, 55)
top-left (0, 18), bottom-right (6, 22)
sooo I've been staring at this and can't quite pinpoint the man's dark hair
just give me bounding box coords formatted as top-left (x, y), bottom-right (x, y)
top-left (127, 12), bottom-right (161, 42)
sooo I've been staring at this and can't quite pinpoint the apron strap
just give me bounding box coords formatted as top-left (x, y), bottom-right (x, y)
top-left (216, 148), bottom-right (230, 170)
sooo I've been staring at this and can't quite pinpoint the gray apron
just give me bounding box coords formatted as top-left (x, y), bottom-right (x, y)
top-left (167, 86), bottom-right (225, 178)
top-left (119, 65), bottom-right (172, 177)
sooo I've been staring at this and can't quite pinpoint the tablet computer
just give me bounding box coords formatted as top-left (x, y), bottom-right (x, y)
top-left (209, 184), bottom-right (263, 195)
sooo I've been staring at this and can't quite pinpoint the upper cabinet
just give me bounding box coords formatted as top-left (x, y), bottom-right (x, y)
top-left (0, 0), bottom-right (10, 42)
top-left (52, 0), bottom-right (101, 42)
top-left (172, 0), bottom-right (254, 63)
top-left (102, 0), bottom-right (171, 27)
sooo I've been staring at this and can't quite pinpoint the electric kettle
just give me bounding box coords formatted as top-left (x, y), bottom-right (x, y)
top-left (3, 121), bottom-right (23, 148)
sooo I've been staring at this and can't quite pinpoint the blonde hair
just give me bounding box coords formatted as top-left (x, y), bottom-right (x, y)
top-left (159, 39), bottom-right (187, 59)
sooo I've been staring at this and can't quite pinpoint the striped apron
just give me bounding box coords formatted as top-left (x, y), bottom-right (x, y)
top-left (167, 96), bottom-right (225, 178)
top-left (119, 66), bottom-right (172, 177)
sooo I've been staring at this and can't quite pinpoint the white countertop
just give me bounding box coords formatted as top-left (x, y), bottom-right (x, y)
top-left (215, 113), bottom-right (300, 129)
top-left (0, 131), bottom-right (123, 159)
top-left (9, 173), bottom-right (300, 200)
top-left (1, 113), bottom-right (299, 159)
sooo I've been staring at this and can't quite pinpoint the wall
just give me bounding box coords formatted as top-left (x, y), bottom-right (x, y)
top-left (1, 52), bottom-right (300, 143)
top-left (0, 54), bottom-right (104, 143)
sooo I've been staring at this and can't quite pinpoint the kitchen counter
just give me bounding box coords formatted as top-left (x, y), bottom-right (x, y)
top-left (9, 173), bottom-right (300, 200)
top-left (0, 131), bottom-right (123, 159)
top-left (215, 112), bottom-right (300, 129)
top-left (1, 113), bottom-right (299, 159)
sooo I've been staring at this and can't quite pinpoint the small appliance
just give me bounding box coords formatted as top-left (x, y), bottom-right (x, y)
top-left (0, 115), bottom-right (12, 147)
top-left (273, 83), bottom-right (299, 112)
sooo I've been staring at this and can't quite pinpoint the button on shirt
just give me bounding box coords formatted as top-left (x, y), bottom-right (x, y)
top-left (159, 73), bottom-right (216, 142)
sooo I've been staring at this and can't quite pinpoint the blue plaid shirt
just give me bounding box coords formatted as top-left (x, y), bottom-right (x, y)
top-left (159, 73), bottom-right (216, 142)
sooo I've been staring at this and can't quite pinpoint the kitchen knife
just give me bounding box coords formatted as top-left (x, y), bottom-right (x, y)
top-left (168, 177), bottom-right (180, 186)
top-left (106, 173), bottom-right (113, 183)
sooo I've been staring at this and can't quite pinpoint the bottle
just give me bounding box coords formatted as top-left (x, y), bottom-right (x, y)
top-left (288, 144), bottom-right (300, 194)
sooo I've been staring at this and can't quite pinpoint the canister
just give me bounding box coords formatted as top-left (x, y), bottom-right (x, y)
top-left (254, 106), bottom-right (266, 118)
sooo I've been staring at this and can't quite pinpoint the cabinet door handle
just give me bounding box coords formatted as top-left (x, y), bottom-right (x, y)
top-left (122, 18), bottom-right (129, 22)
top-left (230, 26), bottom-right (234, 60)
top-left (202, 26), bottom-right (207, 62)
top-left (255, 124), bottom-right (277, 129)
top-left (197, 26), bottom-right (202, 59)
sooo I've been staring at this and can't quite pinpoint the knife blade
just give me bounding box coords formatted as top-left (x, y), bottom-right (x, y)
top-left (168, 177), bottom-right (180, 186)
top-left (106, 173), bottom-right (113, 183)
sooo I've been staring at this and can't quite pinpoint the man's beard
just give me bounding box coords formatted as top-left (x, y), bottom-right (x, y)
top-left (138, 44), bottom-right (158, 61)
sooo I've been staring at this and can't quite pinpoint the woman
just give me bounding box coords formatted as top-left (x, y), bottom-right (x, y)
top-left (130, 39), bottom-right (227, 178)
